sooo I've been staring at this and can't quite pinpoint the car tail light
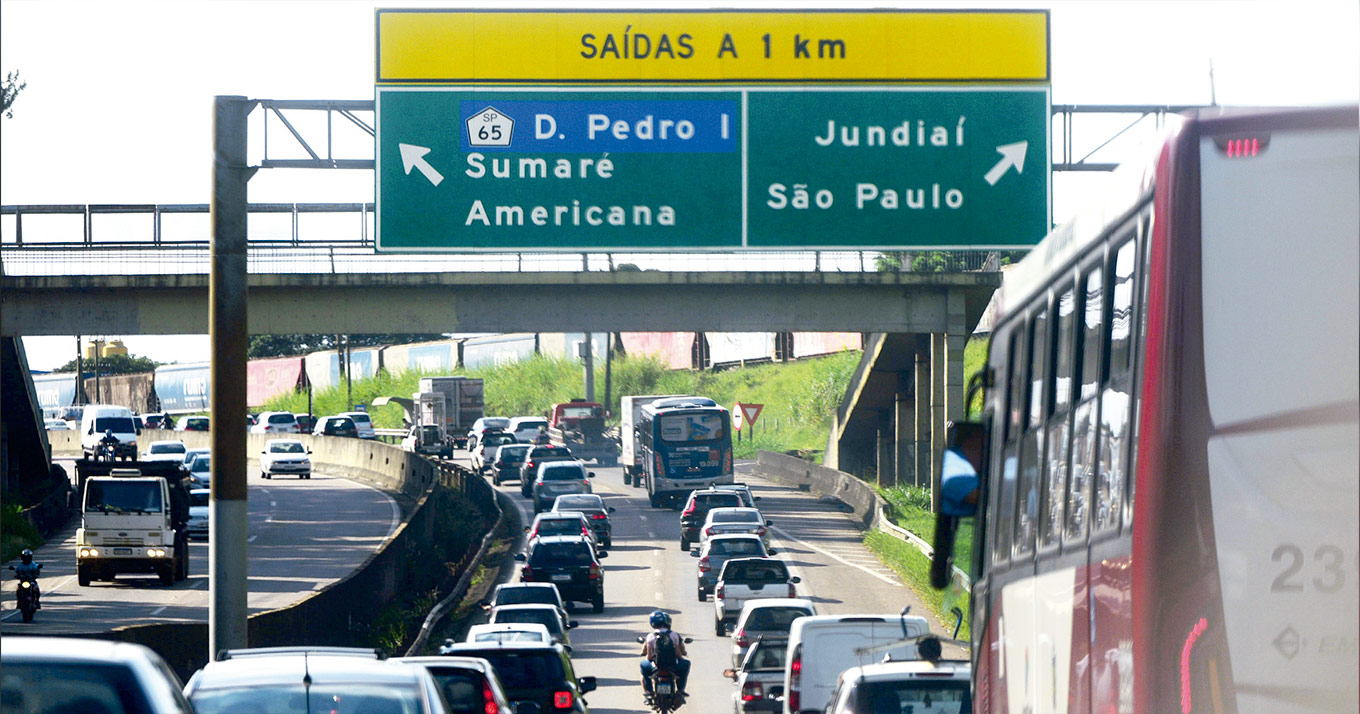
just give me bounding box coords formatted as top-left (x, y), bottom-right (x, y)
top-left (788, 645), bottom-right (802, 712)
top-left (734, 628), bottom-right (749, 647)
top-left (741, 680), bottom-right (764, 701)
top-left (582, 479), bottom-right (590, 487)
top-left (698, 556), bottom-right (710, 572)
top-left (482, 678), bottom-right (498, 714)
top-left (553, 690), bottom-right (573, 709)
top-left (716, 583), bottom-right (725, 599)
top-left (788, 583), bottom-right (797, 598)
top-left (529, 528), bottom-right (539, 539)
top-left (705, 527), bottom-right (715, 536)
top-left (591, 513), bottom-right (607, 520)
top-left (682, 502), bottom-right (696, 517)
top-left (589, 563), bottom-right (600, 580)
top-left (581, 526), bottom-right (591, 537)
top-left (522, 564), bottom-right (533, 580)
top-left (756, 526), bottom-right (767, 537)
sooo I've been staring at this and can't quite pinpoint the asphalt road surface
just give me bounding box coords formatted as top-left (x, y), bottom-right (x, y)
top-left (474, 459), bottom-right (947, 714)
top-left (0, 464), bottom-right (399, 635)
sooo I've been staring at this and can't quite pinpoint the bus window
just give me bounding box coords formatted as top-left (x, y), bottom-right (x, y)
top-left (1067, 263), bottom-right (1104, 543)
top-left (1014, 304), bottom-right (1048, 557)
top-left (1095, 237), bottom-right (1137, 532)
top-left (1041, 285), bottom-right (1077, 550)
top-left (992, 324), bottom-right (1026, 567)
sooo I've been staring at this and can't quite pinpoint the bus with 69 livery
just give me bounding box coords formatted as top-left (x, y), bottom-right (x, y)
top-left (637, 396), bottom-right (734, 508)
top-left (932, 105), bottom-right (1358, 714)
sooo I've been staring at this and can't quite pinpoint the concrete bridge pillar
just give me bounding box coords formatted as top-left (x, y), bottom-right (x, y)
top-left (894, 369), bottom-right (914, 490)
top-left (876, 408), bottom-right (895, 488)
top-left (914, 348), bottom-right (931, 489)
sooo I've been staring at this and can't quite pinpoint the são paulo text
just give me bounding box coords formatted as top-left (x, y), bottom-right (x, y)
top-left (465, 199), bottom-right (675, 227)
top-left (466, 153), bottom-right (614, 180)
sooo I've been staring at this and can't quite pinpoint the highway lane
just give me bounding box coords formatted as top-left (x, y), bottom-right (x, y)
top-left (472, 458), bottom-right (945, 714)
top-left (0, 467), bottom-right (399, 635)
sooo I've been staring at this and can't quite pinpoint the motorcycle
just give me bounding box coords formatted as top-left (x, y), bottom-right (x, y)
top-left (8, 563), bottom-right (43, 623)
top-left (636, 634), bottom-right (693, 714)
top-left (97, 439), bottom-right (120, 462)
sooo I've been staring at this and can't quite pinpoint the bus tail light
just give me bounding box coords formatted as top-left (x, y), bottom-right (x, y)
top-left (724, 450), bottom-right (732, 473)
top-left (655, 453), bottom-right (663, 475)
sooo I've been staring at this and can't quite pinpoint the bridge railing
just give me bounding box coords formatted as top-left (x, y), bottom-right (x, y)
top-left (1, 203), bottom-right (1010, 275)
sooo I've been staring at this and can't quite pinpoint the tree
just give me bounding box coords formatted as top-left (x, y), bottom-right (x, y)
top-left (2, 70), bottom-right (26, 119)
top-left (54, 353), bottom-right (158, 375)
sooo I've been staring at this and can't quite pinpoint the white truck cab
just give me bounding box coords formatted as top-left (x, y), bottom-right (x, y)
top-left (76, 465), bottom-right (189, 586)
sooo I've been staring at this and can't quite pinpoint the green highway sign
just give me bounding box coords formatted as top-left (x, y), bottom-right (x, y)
top-left (375, 87), bottom-right (1049, 252)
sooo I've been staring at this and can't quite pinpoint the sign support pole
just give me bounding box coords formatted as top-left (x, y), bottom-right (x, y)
top-left (210, 94), bottom-right (252, 660)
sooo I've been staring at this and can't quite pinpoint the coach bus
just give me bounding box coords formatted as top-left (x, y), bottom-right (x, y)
top-left (932, 106), bottom-right (1358, 713)
top-left (637, 396), bottom-right (734, 508)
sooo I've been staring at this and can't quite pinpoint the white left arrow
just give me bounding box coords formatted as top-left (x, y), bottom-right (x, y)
top-left (984, 140), bottom-right (1028, 186)
top-left (399, 143), bottom-right (444, 187)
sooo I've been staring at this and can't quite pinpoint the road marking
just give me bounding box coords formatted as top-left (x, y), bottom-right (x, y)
top-left (638, 515), bottom-right (648, 522)
top-left (648, 531), bottom-right (656, 539)
top-left (151, 606), bottom-right (167, 616)
top-left (768, 525), bottom-right (900, 586)
top-left (270, 501), bottom-right (277, 507)
top-left (248, 535), bottom-right (259, 543)
top-left (656, 590), bottom-right (665, 601)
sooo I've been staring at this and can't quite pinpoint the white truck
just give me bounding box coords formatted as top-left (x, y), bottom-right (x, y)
top-left (418, 376), bottom-right (485, 449)
top-left (619, 394), bottom-right (685, 486)
top-left (75, 461), bottom-right (190, 586)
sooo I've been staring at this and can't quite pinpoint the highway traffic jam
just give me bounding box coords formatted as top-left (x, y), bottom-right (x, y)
top-left (4, 395), bottom-right (966, 714)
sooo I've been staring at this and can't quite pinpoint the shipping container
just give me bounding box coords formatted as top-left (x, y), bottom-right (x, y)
top-left (461, 333), bottom-right (537, 369)
top-left (32, 372), bottom-right (79, 409)
top-left (153, 363), bottom-right (209, 413)
top-left (85, 371), bottom-right (158, 413)
top-left (618, 332), bottom-right (699, 370)
top-left (791, 332), bottom-right (863, 359)
top-left (536, 332), bottom-right (611, 362)
top-left (246, 356), bottom-right (308, 408)
top-left (706, 332), bottom-right (778, 368)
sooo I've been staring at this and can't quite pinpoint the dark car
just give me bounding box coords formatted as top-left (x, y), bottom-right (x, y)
top-left (551, 493), bottom-right (616, 547)
top-left (518, 445), bottom-right (575, 497)
top-left (441, 642), bottom-right (596, 714)
top-left (293, 413), bottom-right (317, 433)
top-left (679, 489), bottom-right (744, 550)
top-left (515, 535), bottom-right (607, 613)
top-left (493, 443), bottom-right (531, 485)
top-left (314, 415), bottom-right (358, 438)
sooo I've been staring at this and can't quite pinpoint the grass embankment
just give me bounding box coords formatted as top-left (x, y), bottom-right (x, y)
top-left (262, 350), bottom-right (861, 461)
top-left (867, 485), bottom-right (974, 641)
top-left (2, 504), bottom-right (43, 564)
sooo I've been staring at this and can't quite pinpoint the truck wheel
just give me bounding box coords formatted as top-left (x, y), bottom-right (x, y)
top-left (177, 547), bottom-right (189, 581)
top-left (78, 564), bottom-right (92, 587)
top-left (158, 566), bottom-right (175, 586)
top-left (649, 492), bottom-right (661, 508)
top-left (601, 457), bottom-right (617, 468)
top-left (623, 472), bottom-right (632, 486)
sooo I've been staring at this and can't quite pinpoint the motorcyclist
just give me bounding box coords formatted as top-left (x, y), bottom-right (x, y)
top-left (14, 549), bottom-right (40, 609)
top-left (640, 610), bottom-right (690, 700)
top-left (98, 428), bottom-right (121, 460)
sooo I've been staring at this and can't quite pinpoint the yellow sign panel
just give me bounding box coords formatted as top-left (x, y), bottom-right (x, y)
top-left (377, 10), bottom-right (1049, 84)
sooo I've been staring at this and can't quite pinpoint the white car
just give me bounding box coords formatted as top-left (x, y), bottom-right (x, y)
top-left (1, 636), bottom-right (194, 714)
top-left (187, 488), bottom-right (210, 539)
top-left (141, 439), bottom-right (188, 462)
top-left (471, 431), bottom-right (519, 473)
top-left (251, 411), bottom-right (300, 434)
top-left (824, 658), bottom-right (971, 714)
top-left (175, 415), bottom-right (211, 432)
top-left (339, 411), bottom-right (377, 439)
top-left (44, 419), bottom-right (72, 430)
top-left (259, 439), bottom-right (312, 479)
top-left (464, 623), bottom-right (553, 645)
top-left (508, 416), bottom-right (550, 443)
top-left (466, 417), bottom-right (512, 448)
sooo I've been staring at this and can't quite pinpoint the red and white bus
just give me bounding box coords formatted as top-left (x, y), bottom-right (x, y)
top-left (937, 106), bottom-right (1358, 713)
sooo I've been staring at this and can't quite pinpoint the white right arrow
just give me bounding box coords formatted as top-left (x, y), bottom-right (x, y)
top-left (984, 140), bottom-right (1029, 186)
top-left (399, 143), bottom-right (444, 187)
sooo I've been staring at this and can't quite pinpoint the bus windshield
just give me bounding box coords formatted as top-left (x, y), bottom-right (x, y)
top-left (659, 413), bottom-right (725, 442)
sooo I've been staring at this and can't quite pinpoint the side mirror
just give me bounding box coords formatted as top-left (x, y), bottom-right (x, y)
top-left (607, 506), bottom-right (616, 513)
top-left (6, 566), bottom-right (13, 571)
top-left (767, 548), bottom-right (778, 555)
top-left (682, 637), bottom-right (693, 644)
top-left (596, 551), bottom-right (608, 559)
top-left (513, 553), bottom-right (526, 561)
top-left (635, 635), bottom-right (646, 644)
top-left (689, 549), bottom-right (699, 557)
top-left (722, 668), bottom-right (738, 680)
top-left (933, 447), bottom-right (981, 589)
top-left (587, 472), bottom-right (596, 479)
top-left (36, 564), bottom-right (43, 570)
top-left (578, 676), bottom-right (597, 693)
top-left (764, 520), bottom-right (773, 525)
top-left (790, 576), bottom-right (801, 584)
top-left (523, 526), bottom-right (531, 533)
top-left (754, 496), bottom-right (762, 501)
top-left (568, 621), bottom-right (580, 629)
top-left (307, 449), bottom-right (312, 454)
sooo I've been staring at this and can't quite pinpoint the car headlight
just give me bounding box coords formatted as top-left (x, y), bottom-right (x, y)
top-left (79, 547), bottom-right (100, 557)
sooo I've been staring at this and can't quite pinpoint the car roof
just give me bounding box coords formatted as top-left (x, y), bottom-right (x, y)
top-left (191, 652), bottom-right (423, 690)
top-left (709, 533), bottom-right (764, 542)
top-left (555, 494), bottom-right (603, 504)
top-left (845, 659), bottom-right (971, 681)
top-left (742, 597), bottom-right (817, 611)
top-left (265, 438), bottom-right (304, 446)
top-left (395, 655), bottom-right (495, 673)
top-left (149, 440), bottom-right (185, 446)
top-left (468, 623), bottom-right (553, 634)
top-left (1, 636), bottom-right (165, 665)
top-left (530, 535), bottom-right (594, 548)
top-left (707, 506), bottom-right (761, 517)
top-left (496, 582), bottom-right (560, 591)
top-left (189, 488), bottom-right (211, 495)
top-left (536, 511), bottom-right (587, 521)
top-left (443, 641), bottom-right (563, 654)
top-left (491, 603), bottom-right (561, 612)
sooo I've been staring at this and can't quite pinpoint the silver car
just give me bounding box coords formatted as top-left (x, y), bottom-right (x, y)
top-left (1, 636), bottom-right (195, 713)
top-left (531, 461), bottom-right (593, 513)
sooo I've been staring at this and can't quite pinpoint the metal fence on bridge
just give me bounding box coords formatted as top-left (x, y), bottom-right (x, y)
top-left (0, 203), bottom-right (1006, 275)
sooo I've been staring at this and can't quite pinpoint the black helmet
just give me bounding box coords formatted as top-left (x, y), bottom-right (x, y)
top-left (20, 549), bottom-right (33, 564)
top-left (105, 429), bottom-right (114, 437)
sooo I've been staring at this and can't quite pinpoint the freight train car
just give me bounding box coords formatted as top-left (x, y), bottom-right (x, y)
top-left (381, 339), bottom-right (461, 375)
top-left (303, 347), bottom-right (382, 392)
top-left (246, 356), bottom-right (308, 408)
top-left (461, 333), bottom-right (538, 369)
top-left (618, 332), bottom-right (700, 370)
top-left (32, 372), bottom-right (80, 410)
top-left (791, 332), bottom-right (862, 358)
top-left (706, 332), bottom-right (779, 369)
top-left (536, 333), bottom-right (609, 362)
top-left (84, 371), bottom-right (159, 413)
top-left (153, 363), bottom-right (210, 414)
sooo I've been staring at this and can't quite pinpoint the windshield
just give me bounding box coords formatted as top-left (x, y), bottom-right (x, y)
top-left (491, 609), bottom-right (562, 634)
top-left (559, 406), bottom-right (600, 418)
top-left (710, 539), bottom-right (765, 557)
top-left (529, 447), bottom-right (570, 458)
top-left (348, 413), bottom-right (372, 425)
top-left (554, 496), bottom-right (601, 510)
top-left (455, 651), bottom-right (564, 691)
top-left (541, 465), bottom-right (586, 481)
top-left (149, 443), bottom-right (185, 454)
top-left (747, 607), bottom-right (812, 631)
top-left (496, 587), bottom-right (556, 607)
top-left (473, 630), bottom-right (545, 643)
top-left (499, 446), bottom-right (529, 461)
top-left (659, 413), bottom-right (725, 442)
top-left (0, 662), bottom-right (156, 714)
top-left (419, 426), bottom-right (441, 440)
top-left (536, 518), bottom-right (585, 536)
top-left (266, 413), bottom-right (294, 424)
top-left (746, 643), bottom-right (788, 670)
top-left (485, 433), bottom-right (517, 446)
top-left (857, 680), bottom-right (970, 713)
top-left (483, 418), bottom-right (511, 430)
top-left (269, 442), bottom-right (305, 453)
top-left (187, 418), bottom-right (208, 428)
top-left (190, 457), bottom-right (211, 473)
top-left (712, 510), bottom-right (759, 524)
top-left (515, 420), bottom-right (548, 431)
top-left (189, 491), bottom-right (210, 508)
top-left (93, 416), bottom-right (136, 433)
top-left (191, 683), bottom-right (423, 714)
top-left (85, 481), bottom-right (163, 514)
top-left (725, 560), bottom-right (789, 581)
top-left (529, 542), bottom-right (593, 565)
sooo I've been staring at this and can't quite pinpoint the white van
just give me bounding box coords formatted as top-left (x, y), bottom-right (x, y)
top-left (783, 614), bottom-right (930, 714)
top-left (80, 405), bottom-right (141, 459)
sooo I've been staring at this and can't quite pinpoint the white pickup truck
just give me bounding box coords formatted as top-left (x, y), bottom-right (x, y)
top-left (713, 557), bottom-right (801, 636)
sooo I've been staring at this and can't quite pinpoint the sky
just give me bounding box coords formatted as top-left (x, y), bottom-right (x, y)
top-left (3, 0), bottom-right (1357, 370)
